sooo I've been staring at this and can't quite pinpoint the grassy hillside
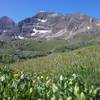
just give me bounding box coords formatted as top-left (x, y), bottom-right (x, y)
top-left (0, 40), bottom-right (67, 63)
top-left (10, 45), bottom-right (100, 86)
top-left (1, 38), bottom-right (100, 64)
top-left (1, 41), bottom-right (100, 99)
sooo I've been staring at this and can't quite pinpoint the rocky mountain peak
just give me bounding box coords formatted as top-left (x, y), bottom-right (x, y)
top-left (0, 16), bottom-right (15, 25)
top-left (0, 12), bottom-right (100, 40)
top-left (0, 16), bottom-right (19, 39)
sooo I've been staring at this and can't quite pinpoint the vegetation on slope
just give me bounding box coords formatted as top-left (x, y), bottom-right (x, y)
top-left (10, 45), bottom-right (100, 86)
top-left (0, 40), bottom-right (100, 99)
top-left (0, 40), bottom-right (67, 63)
top-left (0, 39), bottom-right (100, 64)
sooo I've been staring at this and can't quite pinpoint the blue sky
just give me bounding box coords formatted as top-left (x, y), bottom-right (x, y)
top-left (0, 0), bottom-right (100, 22)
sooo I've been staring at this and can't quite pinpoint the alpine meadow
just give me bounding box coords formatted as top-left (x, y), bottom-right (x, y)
top-left (0, 0), bottom-right (100, 99)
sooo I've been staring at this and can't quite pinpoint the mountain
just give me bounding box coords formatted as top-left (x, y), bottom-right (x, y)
top-left (0, 12), bottom-right (100, 40)
top-left (0, 16), bottom-right (19, 39)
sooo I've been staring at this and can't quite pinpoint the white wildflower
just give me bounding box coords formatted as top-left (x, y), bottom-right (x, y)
top-left (60, 75), bottom-right (63, 81)
top-left (72, 73), bottom-right (77, 78)
top-left (52, 84), bottom-right (58, 93)
top-left (30, 88), bottom-right (33, 93)
top-left (20, 74), bottom-right (24, 79)
top-left (0, 75), bottom-right (5, 82)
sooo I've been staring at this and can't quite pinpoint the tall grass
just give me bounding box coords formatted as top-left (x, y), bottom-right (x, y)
top-left (10, 45), bottom-right (100, 86)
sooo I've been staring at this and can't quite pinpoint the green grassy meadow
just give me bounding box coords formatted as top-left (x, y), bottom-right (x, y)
top-left (0, 40), bottom-right (100, 99)
top-left (9, 45), bottom-right (100, 86)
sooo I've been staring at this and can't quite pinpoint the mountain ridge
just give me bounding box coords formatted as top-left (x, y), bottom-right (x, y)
top-left (0, 12), bottom-right (100, 40)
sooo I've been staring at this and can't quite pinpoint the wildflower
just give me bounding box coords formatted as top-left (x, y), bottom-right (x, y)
top-left (52, 84), bottom-right (58, 93)
top-left (0, 75), bottom-right (5, 82)
top-left (20, 74), bottom-right (24, 79)
top-left (30, 88), bottom-right (33, 93)
top-left (60, 75), bottom-right (63, 81)
top-left (72, 73), bottom-right (77, 79)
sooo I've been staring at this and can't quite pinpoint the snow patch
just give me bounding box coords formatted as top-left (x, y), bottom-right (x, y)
top-left (14, 36), bottom-right (18, 39)
top-left (33, 28), bottom-right (51, 34)
top-left (3, 30), bottom-right (7, 33)
top-left (18, 35), bottom-right (25, 39)
top-left (32, 28), bottom-right (51, 36)
top-left (31, 32), bottom-right (37, 36)
top-left (37, 18), bottom-right (47, 23)
top-left (87, 26), bottom-right (90, 30)
top-left (38, 30), bottom-right (51, 34)
top-left (33, 28), bottom-right (38, 33)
